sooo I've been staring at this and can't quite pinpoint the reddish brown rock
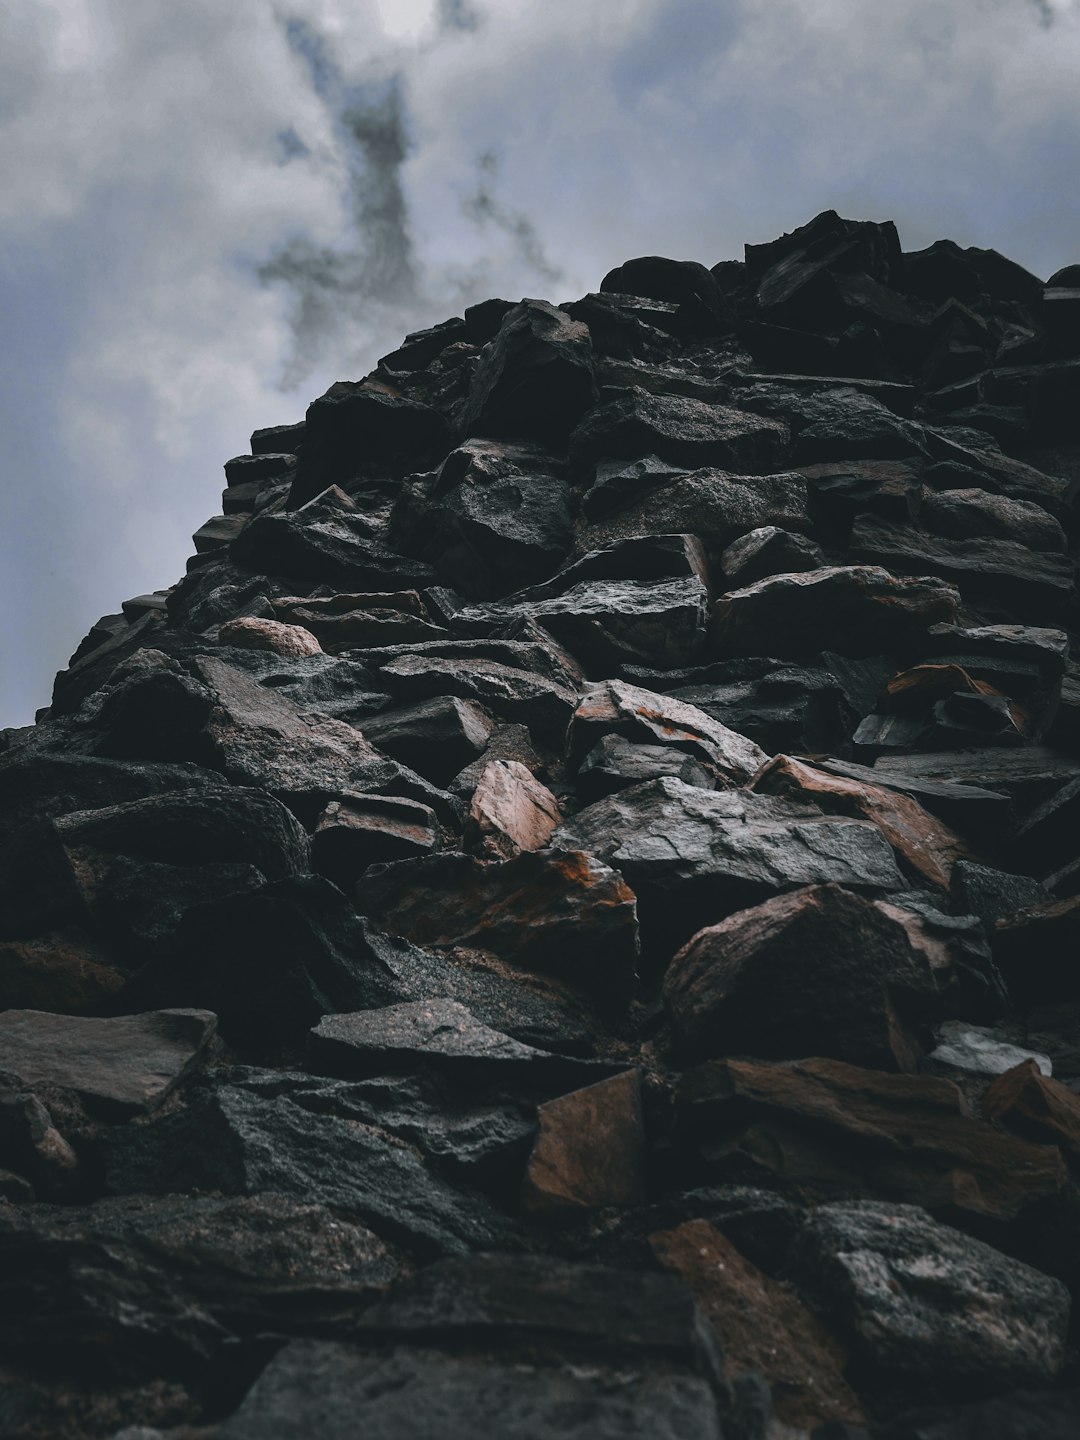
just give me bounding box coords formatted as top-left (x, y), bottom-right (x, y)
top-left (984, 1059), bottom-right (1080, 1166)
top-left (750, 754), bottom-right (972, 889)
top-left (0, 930), bottom-right (125, 1013)
top-left (649, 1219), bottom-right (864, 1430)
top-left (465, 760), bottom-right (560, 861)
top-left (663, 885), bottom-right (937, 1070)
top-left (357, 848), bottom-right (640, 1009)
top-left (218, 615), bottom-right (322, 657)
top-left (522, 1069), bottom-right (645, 1214)
top-left (676, 1055), bottom-right (1066, 1223)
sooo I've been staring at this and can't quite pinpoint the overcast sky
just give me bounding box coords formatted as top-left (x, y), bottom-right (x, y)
top-left (3, 0), bottom-right (1079, 728)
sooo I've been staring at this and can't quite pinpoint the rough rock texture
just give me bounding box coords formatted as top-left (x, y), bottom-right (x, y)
top-left (7, 210), bottom-right (1080, 1436)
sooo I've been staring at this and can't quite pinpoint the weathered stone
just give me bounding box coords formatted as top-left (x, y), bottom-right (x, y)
top-left (465, 759), bottom-right (559, 860)
top-left (312, 794), bottom-right (438, 883)
top-left (0, 929), bottom-right (126, 1013)
top-left (570, 387), bottom-right (788, 475)
top-left (922, 487), bottom-right (1066, 552)
top-left (522, 1070), bottom-right (645, 1213)
top-left (983, 1058), bottom-right (1080, 1165)
top-left (356, 849), bottom-right (640, 1009)
top-left (375, 652), bottom-right (578, 744)
top-left (664, 885), bottom-right (937, 1070)
top-left (650, 1219), bottom-right (864, 1430)
top-left (581, 468), bottom-right (814, 553)
top-left (308, 1000), bottom-right (604, 1087)
top-left (675, 1056), bottom-right (1066, 1223)
top-left (793, 1200), bottom-right (1070, 1395)
top-left (750, 753), bottom-right (973, 889)
top-left (101, 1083), bottom-right (513, 1260)
top-left (712, 565), bottom-right (959, 660)
top-left (288, 383), bottom-right (453, 507)
top-left (273, 590), bottom-right (446, 652)
top-left (359, 696), bottom-right (495, 787)
top-left (601, 254), bottom-right (734, 336)
top-left (218, 615), bottom-right (322, 657)
top-left (554, 777), bottom-right (905, 957)
top-left (719, 525), bottom-right (825, 587)
top-left (576, 735), bottom-right (715, 800)
top-left (568, 678), bottom-right (768, 780)
top-left (950, 860), bottom-right (1049, 924)
top-left (461, 299), bottom-right (596, 441)
top-left (219, 1340), bottom-right (722, 1440)
top-left (0, 1009), bottom-right (217, 1120)
top-left (231, 507), bottom-right (437, 593)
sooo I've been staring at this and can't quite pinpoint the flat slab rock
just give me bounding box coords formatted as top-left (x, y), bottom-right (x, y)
top-left (219, 1340), bottom-right (722, 1440)
top-left (554, 776), bottom-right (906, 952)
top-left (0, 1008), bottom-right (217, 1119)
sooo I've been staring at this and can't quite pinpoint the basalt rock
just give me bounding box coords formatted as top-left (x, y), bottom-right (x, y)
top-left (10, 210), bottom-right (1080, 1437)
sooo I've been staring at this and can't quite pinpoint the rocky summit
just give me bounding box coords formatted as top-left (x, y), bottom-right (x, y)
top-left (6, 209), bottom-right (1080, 1439)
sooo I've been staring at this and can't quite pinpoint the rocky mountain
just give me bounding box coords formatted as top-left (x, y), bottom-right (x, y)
top-left (4, 209), bottom-right (1080, 1438)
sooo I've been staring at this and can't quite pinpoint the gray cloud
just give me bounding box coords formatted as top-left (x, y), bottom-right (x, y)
top-left (461, 150), bottom-right (564, 290)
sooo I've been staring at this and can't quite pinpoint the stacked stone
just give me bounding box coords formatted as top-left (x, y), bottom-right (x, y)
top-left (3, 210), bottom-right (1080, 1438)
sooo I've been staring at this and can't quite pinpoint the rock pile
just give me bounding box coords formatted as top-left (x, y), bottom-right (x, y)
top-left (5, 209), bottom-right (1080, 1438)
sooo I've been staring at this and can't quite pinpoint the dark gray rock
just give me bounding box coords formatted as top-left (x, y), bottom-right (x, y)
top-left (101, 1083), bottom-right (515, 1259)
top-left (231, 505), bottom-right (437, 593)
top-left (950, 860), bottom-right (1050, 924)
top-left (219, 1341), bottom-right (722, 1440)
top-left (664, 885), bottom-right (936, 1070)
top-left (461, 299), bottom-right (596, 441)
top-left (711, 565), bottom-right (959, 659)
top-left (719, 525), bottom-right (825, 587)
top-left (793, 1200), bottom-right (1070, 1397)
top-left (358, 696), bottom-right (494, 786)
top-left (921, 487), bottom-right (1066, 552)
top-left (570, 387), bottom-right (788, 474)
top-left (554, 777), bottom-right (906, 957)
top-left (288, 383), bottom-right (453, 507)
top-left (311, 794), bottom-right (438, 885)
top-left (576, 735), bottom-right (715, 801)
top-left (0, 1009), bottom-right (217, 1120)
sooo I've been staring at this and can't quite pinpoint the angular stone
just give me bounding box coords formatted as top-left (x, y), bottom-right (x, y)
top-left (983, 1059), bottom-right (1080, 1165)
top-left (664, 885), bottom-right (937, 1070)
top-left (461, 299), bottom-right (596, 441)
top-left (218, 616), bottom-right (321, 657)
top-left (522, 1070), bottom-right (645, 1213)
top-left (231, 507), bottom-right (437, 593)
top-left (0, 1009), bottom-right (217, 1120)
top-left (273, 590), bottom-right (446, 653)
top-left (793, 1201), bottom-right (1069, 1395)
top-left (357, 848), bottom-right (639, 1009)
top-left (392, 447), bottom-right (576, 599)
top-left (750, 753), bottom-right (973, 889)
top-left (312, 794), bottom-right (438, 883)
top-left (219, 1341), bottom-right (722, 1440)
top-left (719, 525), bottom-right (825, 587)
top-left (100, 1084), bottom-right (512, 1260)
top-left (576, 735), bottom-right (715, 801)
top-left (554, 777), bottom-right (906, 956)
top-left (712, 565), bottom-right (959, 659)
top-left (581, 468), bottom-right (813, 552)
top-left (650, 1219), bottom-right (864, 1431)
top-left (308, 1000), bottom-right (603, 1087)
top-left (1012, 775), bottom-right (1080, 875)
top-left (193, 514), bottom-right (246, 554)
top-left (568, 678), bottom-right (768, 780)
top-left (288, 383), bottom-right (453, 507)
top-left (922, 488), bottom-right (1066, 552)
top-left (570, 388), bottom-right (788, 474)
top-left (675, 1056), bottom-right (1066, 1223)
top-left (950, 860), bottom-right (1049, 925)
top-left (870, 745), bottom-right (1080, 813)
top-left (465, 760), bottom-right (559, 860)
top-left (376, 653), bottom-right (577, 744)
top-left (359, 696), bottom-right (495, 787)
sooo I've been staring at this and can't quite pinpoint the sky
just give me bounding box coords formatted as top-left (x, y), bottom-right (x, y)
top-left (2, 0), bottom-right (1080, 727)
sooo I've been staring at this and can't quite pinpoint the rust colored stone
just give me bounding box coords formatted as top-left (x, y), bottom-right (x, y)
top-left (984, 1059), bottom-right (1080, 1165)
top-left (466, 759), bottom-right (561, 860)
top-left (522, 1069), bottom-right (645, 1213)
top-left (650, 1219), bottom-right (864, 1430)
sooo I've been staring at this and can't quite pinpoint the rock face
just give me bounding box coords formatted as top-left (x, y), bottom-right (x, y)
top-left (6, 209), bottom-right (1080, 1437)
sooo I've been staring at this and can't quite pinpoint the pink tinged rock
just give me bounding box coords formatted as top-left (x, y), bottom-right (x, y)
top-left (219, 616), bottom-right (322, 658)
top-left (466, 760), bottom-right (561, 860)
